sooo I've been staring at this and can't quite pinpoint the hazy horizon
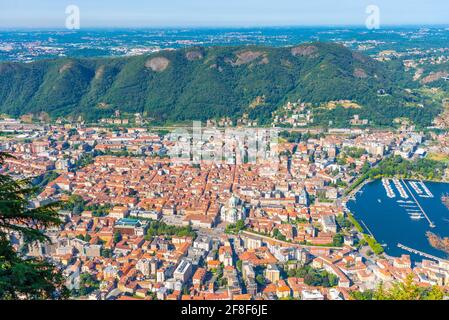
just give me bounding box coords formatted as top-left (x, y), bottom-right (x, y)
top-left (1, 24), bottom-right (449, 31)
top-left (0, 0), bottom-right (448, 29)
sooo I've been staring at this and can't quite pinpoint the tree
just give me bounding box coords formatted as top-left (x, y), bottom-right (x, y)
top-left (0, 152), bottom-right (68, 299)
top-left (65, 194), bottom-right (85, 215)
top-left (236, 260), bottom-right (243, 272)
top-left (225, 220), bottom-right (246, 235)
top-left (113, 232), bottom-right (122, 244)
top-left (332, 233), bottom-right (344, 247)
top-left (235, 219), bottom-right (245, 231)
top-left (100, 248), bottom-right (112, 258)
top-left (425, 285), bottom-right (445, 300)
top-left (291, 264), bottom-right (338, 288)
top-left (76, 273), bottom-right (99, 297)
top-left (350, 290), bottom-right (374, 300)
top-left (373, 274), bottom-right (446, 300)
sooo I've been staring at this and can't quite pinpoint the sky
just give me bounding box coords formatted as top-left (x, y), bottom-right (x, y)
top-left (0, 0), bottom-right (448, 28)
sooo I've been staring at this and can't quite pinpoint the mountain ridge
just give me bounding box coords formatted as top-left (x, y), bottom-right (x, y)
top-left (0, 42), bottom-right (441, 126)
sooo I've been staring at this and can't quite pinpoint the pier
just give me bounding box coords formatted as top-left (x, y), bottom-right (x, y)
top-left (401, 179), bottom-right (435, 228)
top-left (397, 243), bottom-right (446, 263)
top-left (360, 220), bottom-right (375, 238)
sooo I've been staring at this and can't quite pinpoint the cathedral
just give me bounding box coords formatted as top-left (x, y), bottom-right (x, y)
top-left (220, 195), bottom-right (248, 224)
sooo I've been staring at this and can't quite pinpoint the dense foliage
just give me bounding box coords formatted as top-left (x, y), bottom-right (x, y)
top-left (71, 273), bottom-right (100, 297)
top-left (287, 264), bottom-right (339, 288)
top-left (32, 171), bottom-right (59, 194)
top-left (0, 153), bottom-right (67, 299)
top-left (368, 156), bottom-right (447, 181)
top-left (346, 156), bottom-right (447, 195)
top-left (144, 220), bottom-right (196, 239)
top-left (351, 274), bottom-right (446, 300)
top-left (0, 42), bottom-right (441, 127)
top-left (225, 220), bottom-right (246, 234)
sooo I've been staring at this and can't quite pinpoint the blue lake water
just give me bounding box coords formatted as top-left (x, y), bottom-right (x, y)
top-left (347, 179), bottom-right (449, 262)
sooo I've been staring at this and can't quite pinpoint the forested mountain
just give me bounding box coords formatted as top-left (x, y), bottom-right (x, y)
top-left (0, 42), bottom-right (442, 126)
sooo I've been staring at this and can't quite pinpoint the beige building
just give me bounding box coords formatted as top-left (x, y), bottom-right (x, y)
top-left (265, 264), bottom-right (281, 284)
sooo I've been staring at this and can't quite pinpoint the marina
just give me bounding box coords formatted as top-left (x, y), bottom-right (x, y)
top-left (381, 179), bottom-right (433, 223)
top-left (347, 179), bottom-right (449, 262)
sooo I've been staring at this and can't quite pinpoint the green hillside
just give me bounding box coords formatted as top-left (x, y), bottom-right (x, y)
top-left (0, 42), bottom-right (442, 126)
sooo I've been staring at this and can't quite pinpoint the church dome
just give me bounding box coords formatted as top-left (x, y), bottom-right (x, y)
top-left (229, 195), bottom-right (239, 207)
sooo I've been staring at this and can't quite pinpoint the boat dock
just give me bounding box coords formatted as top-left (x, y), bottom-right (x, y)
top-left (419, 180), bottom-right (434, 198)
top-left (397, 243), bottom-right (446, 263)
top-left (393, 178), bottom-right (408, 199)
top-left (382, 178), bottom-right (396, 198)
top-left (401, 179), bottom-right (435, 228)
